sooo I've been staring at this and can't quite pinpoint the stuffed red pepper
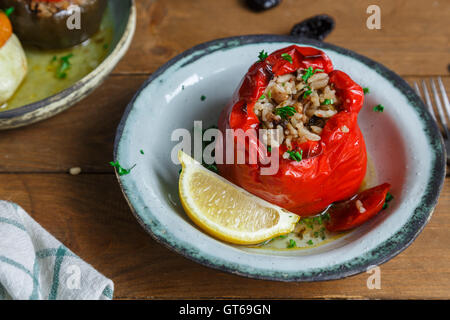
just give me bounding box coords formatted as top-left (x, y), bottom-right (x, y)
top-left (217, 45), bottom-right (368, 216)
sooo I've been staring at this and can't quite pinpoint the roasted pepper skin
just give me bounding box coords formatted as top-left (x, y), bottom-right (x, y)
top-left (217, 45), bottom-right (367, 216)
top-left (325, 183), bottom-right (391, 232)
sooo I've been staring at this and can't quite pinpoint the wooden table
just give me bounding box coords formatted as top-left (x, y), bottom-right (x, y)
top-left (1, 0), bottom-right (449, 299)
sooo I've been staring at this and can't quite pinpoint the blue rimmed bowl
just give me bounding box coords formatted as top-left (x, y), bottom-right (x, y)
top-left (113, 35), bottom-right (446, 281)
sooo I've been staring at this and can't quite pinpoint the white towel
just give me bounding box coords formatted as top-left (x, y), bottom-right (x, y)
top-left (0, 201), bottom-right (114, 300)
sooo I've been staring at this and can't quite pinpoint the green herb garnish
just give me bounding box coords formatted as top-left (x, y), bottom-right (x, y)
top-left (286, 150), bottom-right (303, 162)
top-left (313, 215), bottom-right (323, 225)
top-left (307, 240), bottom-right (314, 245)
top-left (302, 217), bottom-right (314, 229)
top-left (201, 95), bottom-right (206, 101)
top-left (204, 164), bottom-right (218, 173)
top-left (258, 50), bottom-right (268, 62)
top-left (55, 54), bottom-right (74, 79)
top-left (301, 67), bottom-right (323, 82)
top-left (140, 149), bottom-right (144, 155)
top-left (287, 239), bottom-right (297, 248)
top-left (373, 104), bottom-right (384, 112)
top-left (267, 146), bottom-right (272, 153)
top-left (281, 53), bottom-right (293, 64)
top-left (323, 99), bottom-right (333, 105)
top-left (382, 192), bottom-right (394, 210)
top-left (275, 106), bottom-right (296, 119)
top-left (258, 95), bottom-right (266, 101)
top-left (109, 161), bottom-right (135, 176)
top-left (363, 87), bottom-right (370, 94)
top-left (319, 227), bottom-right (326, 240)
top-left (303, 90), bottom-right (312, 99)
top-left (278, 234), bottom-right (288, 239)
top-left (267, 91), bottom-right (272, 99)
top-left (4, 7), bottom-right (14, 17)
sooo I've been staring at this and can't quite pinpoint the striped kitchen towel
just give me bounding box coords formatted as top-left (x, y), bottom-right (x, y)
top-left (0, 201), bottom-right (114, 300)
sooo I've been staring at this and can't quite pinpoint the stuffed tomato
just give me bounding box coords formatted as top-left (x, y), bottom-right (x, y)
top-left (217, 45), bottom-right (367, 216)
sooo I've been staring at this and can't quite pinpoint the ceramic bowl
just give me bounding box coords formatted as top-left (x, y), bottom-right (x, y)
top-left (114, 35), bottom-right (446, 281)
top-left (0, 0), bottom-right (136, 130)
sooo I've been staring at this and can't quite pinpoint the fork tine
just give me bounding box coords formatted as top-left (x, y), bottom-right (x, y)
top-left (421, 80), bottom-right (437, 121)
top-left (414, 82), bottom-right (422, 99)
top-left (430, 78), bottom-right (449, 138)
top-left (437, 77), bottom-right (450, 119)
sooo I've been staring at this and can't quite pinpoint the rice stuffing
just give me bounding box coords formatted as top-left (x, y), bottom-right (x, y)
top-left (254, 67), bottom-right (341, 150)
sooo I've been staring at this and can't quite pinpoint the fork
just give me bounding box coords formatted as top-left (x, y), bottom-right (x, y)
top-left (413, 77), bottom-right (450, 164)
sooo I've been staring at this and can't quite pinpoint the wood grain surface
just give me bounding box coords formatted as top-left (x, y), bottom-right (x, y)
top-left (0, 0), bottom-right (449, 299)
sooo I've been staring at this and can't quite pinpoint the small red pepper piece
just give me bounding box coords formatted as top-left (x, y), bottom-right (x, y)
top-left (325, 183), bottom-right (391, 232)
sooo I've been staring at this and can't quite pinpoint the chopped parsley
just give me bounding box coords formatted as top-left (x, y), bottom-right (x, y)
top-left (278, 234), bottom-right (288, 239)
top-left (363, 87), bottom-right (370, 94)
top-left (303, 89), bottom-right (312, 99)
top-left (319, 227), bottom-right (326, 240)
top-left (307, 240), bottom-right (314, 245)
top-left (286, 149), bottom-right (303, 162)
top-left (258, 50), bottom-right (268, 62)
top-left (267, 91), bottom-right (272, 99)
top-left (201, 95), bottom-right (206, 101)
top-left (281, 53), bottom-right (293, 64)
top-left (4, 7), bottom-right (14, 17)
top-left (201, 125), bottom-right (218, 173)
top-left (258, 94), bottom-right (266, 101)
top-left (267, 146), bottom-right (272, 153)
top-left (287, 239), bottom-right (297, 248)
top-left (373, 104), bottom-right (384, 112)
top-left (53, 54), bottom-right (74, 79)
top-left (205, 164), bottom-right (218, 173)
top-left (140, 149), bottom-right (144, 155)
top-left (382, 192), bottom-right (394, 210)
top-left (109, 161), bottom-right (135, 176)
top-left (313, 215), bottom-right (323, 225)
top-left (302, 217), bottom-right (314, 229)
top-left (274, 106), bottom-right (296, 119)
top-left (323, 98), bottom-right (333, 105)
top-left (302, 66), bottom-right (323, 82)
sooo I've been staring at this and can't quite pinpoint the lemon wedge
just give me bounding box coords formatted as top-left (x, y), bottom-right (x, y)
top-left (178, 151), bottom-right (300, 245)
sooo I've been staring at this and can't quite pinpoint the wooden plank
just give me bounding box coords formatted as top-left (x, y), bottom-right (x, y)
top-left (0, 75), bottom-right (148, 173)
top-left (0, 173), bottom-right (448, 299)
top-left (113, 0), bottom-right (450, 76)
top-left (0, 75), bottom-right (448, 173)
